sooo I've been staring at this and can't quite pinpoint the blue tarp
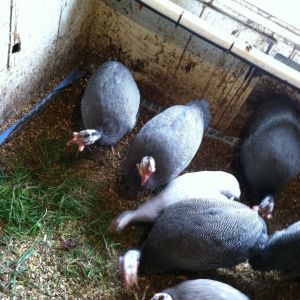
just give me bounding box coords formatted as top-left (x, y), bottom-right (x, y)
top-left (0, 68), bottom-right (86, 145)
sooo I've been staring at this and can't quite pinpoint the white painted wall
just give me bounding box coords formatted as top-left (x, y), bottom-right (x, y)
top-left (0, 0), bottom-right (93, 122)
top-left (0, 1), bottom-right (10, 73)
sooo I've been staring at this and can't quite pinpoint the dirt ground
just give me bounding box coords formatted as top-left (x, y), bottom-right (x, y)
top-left (0, 69), bottom-right (300, 300)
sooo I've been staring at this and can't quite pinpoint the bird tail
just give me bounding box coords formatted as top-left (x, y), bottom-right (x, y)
top-left (187, 99), bottom-right (211, 130)
top-left (249, 247), bottom-right (266, 271)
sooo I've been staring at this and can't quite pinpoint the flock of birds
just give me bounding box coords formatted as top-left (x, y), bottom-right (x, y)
top-left (67, 60), bottom-right (300, 300)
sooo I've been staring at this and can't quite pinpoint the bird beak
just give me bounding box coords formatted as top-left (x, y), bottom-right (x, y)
top-left (141, 173), bottom-right (150, 186)
top-left (67, 132), bottom-right (85, 153)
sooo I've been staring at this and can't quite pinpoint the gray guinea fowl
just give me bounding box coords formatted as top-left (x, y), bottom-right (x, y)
top-left (151, 279), bottom-right (250, 300)
top-left (124, 99), bottom-right (211, 191)
top-left (250, 220), bottom-right (300, 274)
top-left (239, 95), bottom-right (300, 211)
top-left (109, 171), bottom-right (240, 233)
top-left (119, 197), bottom-right (267, 288)
top-left (67, 61), bottom-right (140, 152)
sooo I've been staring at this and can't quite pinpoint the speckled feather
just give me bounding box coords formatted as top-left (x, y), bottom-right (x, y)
top-left (250, 220), bottom-right (300, 273)
top-left (125, 100), bottom-right (211, 191)
top-left (139, 198), bottom-right (267, 274)
top-left (81, 61), bottom-right (140, 145)
top-left (240, 95), bottom-right (300, 198)
top-left (159, 279), bottom-right (250, 300)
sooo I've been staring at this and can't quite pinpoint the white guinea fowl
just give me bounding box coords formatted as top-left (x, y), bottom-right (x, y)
top-left (109, 171), bottom-right (241, 233)
top-left (151, 279), bottom-right (250, 300)
top-left (67, 61), bottom-right (140, 152)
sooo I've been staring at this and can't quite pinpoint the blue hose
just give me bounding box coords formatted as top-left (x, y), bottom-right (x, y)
top-left (0, 68), bottom-right (86, 145)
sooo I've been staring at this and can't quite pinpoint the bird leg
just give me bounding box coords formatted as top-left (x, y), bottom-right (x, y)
top-left (111, 146), bottom-right (115, 155)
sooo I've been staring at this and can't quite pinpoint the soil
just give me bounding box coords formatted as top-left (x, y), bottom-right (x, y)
top-left (0, 70), bottom-right (300, 300)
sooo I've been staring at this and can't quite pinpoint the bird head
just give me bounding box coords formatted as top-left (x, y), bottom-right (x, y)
top-left (67, 129), bottom-right (102, 152)
top-left (136, 156), bottom-right (156, 186)
top-left (151, 293), bottom-right (173, 300)
top-left (119, 250), bottom-right (140, 290)
top-left (252, 195), bottom-right (274, 220)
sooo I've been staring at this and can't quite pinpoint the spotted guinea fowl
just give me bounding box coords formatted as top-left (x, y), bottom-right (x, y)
top-left (67, 61), bottom-right (140, 152)
top-left (151, 279), bottom-right (250, 300)
top-left (119, 197), bottom-right (267, 289)
top-left (250, 220), bottom-right (300, 273)
top-left (239, 94), bottom-right (300, 215)
top-left (109, 171), bottom-right (240, 233)
top-left (124, 99), bottom-right (211, 191)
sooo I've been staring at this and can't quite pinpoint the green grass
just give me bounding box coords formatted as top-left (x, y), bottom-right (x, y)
top-left (0, 137), bottom-right (107, 236)
top-left (0, 137), bottom-right (120, 298)
top-left (0, 159), bottom-right (99, 238)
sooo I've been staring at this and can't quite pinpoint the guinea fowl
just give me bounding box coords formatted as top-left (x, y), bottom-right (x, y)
top-left (151, 279), bottom-right (250, 300)
top-left (109, 171), bottom-right (240, 233)
top-left (124, 99), bottom-right (211, 191)
top-left (250, 220), bottom-right (300, 274)
top-left (239, 94), bottom-right (300, 214)
top-left (67, 61), bottom-right (140, 152)
top-left (119, 197), bottom-right (267, 289)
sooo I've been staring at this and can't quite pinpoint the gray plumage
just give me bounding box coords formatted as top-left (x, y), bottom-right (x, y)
top-left (125, 99), bottom-right (211, 191)
top-left (250, 220), bottom-right (300, 273)
top-left (81, 61), bottom-right (140, 145)
top-left (151, 279), bottom-right (250, 300)
top-left (138, 198), bottom-right (267, 274)
top-left (109, 171), bottom-right (240, 233)
top-left (240, 95), bottom-right (300, 201)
